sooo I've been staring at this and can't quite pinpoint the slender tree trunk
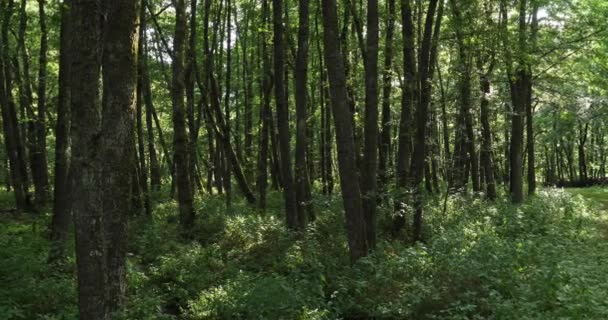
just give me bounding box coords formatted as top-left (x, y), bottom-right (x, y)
top-left (411, 0), bottom-right (439, 242)
top-left (0, 0), bottom-right (30, 212)
top-left (257, 0), bottom-right (271, 210)
top-left (136, 1), bottom-right (151, 215)
top-left (34, 0), bottom-right (49, 206)
top-left (294, 0), bottom-right (312, 227)
top-left (578, 123), bottom-right (588, 182)
top-left (378, 0), bottom-right (396, 195)
top-left (273, 0), bottom-right (297, 229)
top-left (479, 73), bottom-right (496, 200)
top-left (224, 0), bottom-right (233, 208)
top-left (49, 0), bottom-right (71, 263)
top-left (172, 0), bottom-right (196, 231)
top-left (142, 19), bottom-right (162, 191)
top-left (362, 0), bottom-right (380, 249)
top-left (393, 0), bottom-right (416, 234)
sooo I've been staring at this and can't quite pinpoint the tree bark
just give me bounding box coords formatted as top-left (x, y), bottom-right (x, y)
top-left (49, 0), bottom-right (72, 263)
top-left (321, 0), bottom-right (368, 262)
top-left (362, 0), bottom-right (380, 249)
top-left (100, 0), bottom-right (139, 310)
top-left (273, 0), bottom-right (298, 229)
top-left (295, 0), bottom-right (312, 227)
top-left (34, 0), bottom-right (50, 206)
top-left (172, 0), bottom-right (196, 231)
top-left (378, 0), bottom-right (396, 195)
top-left (69, 0), bottom-right (105, 317)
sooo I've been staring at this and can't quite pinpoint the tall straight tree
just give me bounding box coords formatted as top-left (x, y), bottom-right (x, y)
top-left (100, 0), bottom-right (139, 311)
top-left (411, 0), bottom-right (439, 242)
top-left (49, 0), bottom-right (71, 263)
top-left (257, 0), bottom-right (272, 210)
top-left (69, 0), bottom-right (105, 316)
top-left (294, 0), bottom-right (312, 226)
top-left (34, 0), bottom-right (50, 206)
top-left (321, 0), bottom-right (368, 262)
top-left (0, 0), bottom-right (30, 212)
top-left (378, 0), bottom-right (396, 194)
top-left (362, 0), bottom-right (379, 249)
top-left (393, 0), bottom-right (415, 234)
top-left (273, 0), bottom-right (298, 229)
top-left (172, 0), bottom-right (196, 230)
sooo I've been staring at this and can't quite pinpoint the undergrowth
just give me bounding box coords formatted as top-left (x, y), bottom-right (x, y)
top-left (1, 188), bottom-right (607, 319)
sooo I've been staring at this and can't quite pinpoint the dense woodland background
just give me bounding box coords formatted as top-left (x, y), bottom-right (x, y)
top-left (0, 0), bottom-right (608, 318)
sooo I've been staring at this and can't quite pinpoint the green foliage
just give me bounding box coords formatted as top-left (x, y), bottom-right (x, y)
top-left (2, 189), bottom-right (608, 319)
top-left (0, 215), bottom-right (77, 320)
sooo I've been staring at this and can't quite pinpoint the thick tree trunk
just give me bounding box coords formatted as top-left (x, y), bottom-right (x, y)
top-left (69, 0), bottom-right (105, 317)
top-left (100, 0), bottom-right (138, 310)
top-left (321, 0), bottom-right (368, 262)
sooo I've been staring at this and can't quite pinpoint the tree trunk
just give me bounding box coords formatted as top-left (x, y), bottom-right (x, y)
top-left (69, 0), bottom-right (105, 317)
top-left (411, 0), bottom-right (439, 242)
top-left (49, 0), bottom-right (72, 263)
top-left (34, 0), bottom-right (50, 206)
top-left (0, 0), bottom-right (30, 212)
top-left (295, 0), bottom-right (312, 227)
top-left (321, 0), bottom-right (368, 262)
top-left (100, 0), bottom-right (139, 310)
top-left (378, 0), bottom-right (396, 195)
top-left (172, 0), bottom-right (196, 231)
top-left (273, 0), bottom-right (297, 229)
top-left (362, 0), bottom-right (379, 249)
top-left (393, 0), bottom-right (416, 235)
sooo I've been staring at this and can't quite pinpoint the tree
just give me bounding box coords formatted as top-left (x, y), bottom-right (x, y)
top-left (49, 0), bottom-right (72, 263)
top-left (294, 0), bottom-right (313, 226)
top-left (321, 0), bottom-right (368, 262)
top-left (172, 0), bottom-right (196, 231)
top-left (273, 0), bottom-right (298, 229)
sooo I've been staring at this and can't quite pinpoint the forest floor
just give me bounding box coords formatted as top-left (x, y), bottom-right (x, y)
top-left (1, 187), bottom-right (608, 319)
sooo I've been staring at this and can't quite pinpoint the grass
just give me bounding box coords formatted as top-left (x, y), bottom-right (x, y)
top-left (567, 186), bottom-right (608, 210)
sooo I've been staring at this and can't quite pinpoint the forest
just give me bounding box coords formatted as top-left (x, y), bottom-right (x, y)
top-left (0, 0), bottom-right (607, 318)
